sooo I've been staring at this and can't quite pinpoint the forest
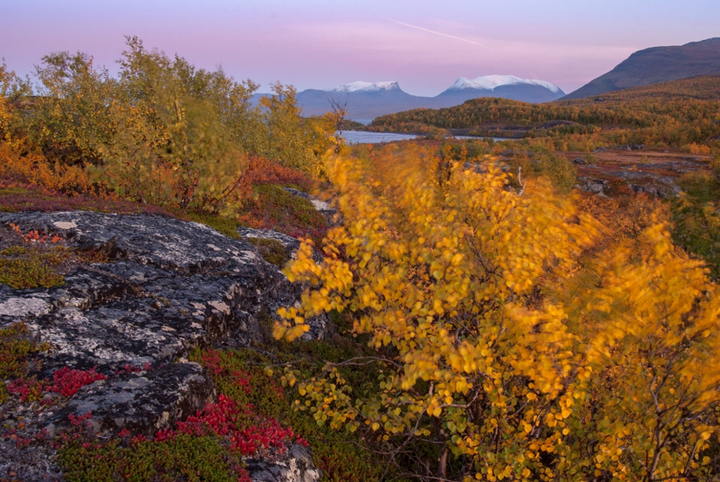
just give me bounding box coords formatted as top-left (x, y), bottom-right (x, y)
top-left (3, 39), bottom-right (720, 482)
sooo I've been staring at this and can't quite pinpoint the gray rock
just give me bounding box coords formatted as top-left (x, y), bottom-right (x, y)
top-left (0, 212), bottom-right (330, 479)
top-left (247, 444), bottom-right (321, 482)
top-left (281, 188), bottom-right (311, 200)
top-left (46, 362), bottom-right (216, 438)
top-left (581, 179), bottom-right (607, 194)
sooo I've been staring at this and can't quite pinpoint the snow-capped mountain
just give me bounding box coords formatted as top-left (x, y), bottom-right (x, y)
top-left (295, 81), bottom-right (420, 118)
top-left (437, 75), bottom-right (565, 103)
top-left (253, 75), bottom-right (565, 119)
top-left (448, 75), bottom-right (561, 94)
top-left (325, 81), bottom-right (401, 93)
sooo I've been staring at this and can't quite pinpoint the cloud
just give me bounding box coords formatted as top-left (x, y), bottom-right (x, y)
top-left (385, 18), bottom-right (492, 51)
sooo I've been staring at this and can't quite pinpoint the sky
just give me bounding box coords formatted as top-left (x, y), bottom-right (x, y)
top-left (1, 0), bottom-right (719, 96)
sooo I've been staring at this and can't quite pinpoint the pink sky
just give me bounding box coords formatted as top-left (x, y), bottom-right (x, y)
top-left (2, 0), bottom-right (719, 96)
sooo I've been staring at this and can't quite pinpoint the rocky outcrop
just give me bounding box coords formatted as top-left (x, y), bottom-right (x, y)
top-left (0, 211), bottom-right (323, 481)
top-left (247, 444), bottom-right (322, 482)
top-left (575, 172), bottom-right (681, 198)
top-left (45, 362), bottom-right (216, 438)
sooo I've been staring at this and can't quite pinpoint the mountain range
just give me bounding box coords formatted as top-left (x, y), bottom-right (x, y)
top-left (254, 37), bottom-right (720, 119)
top-left (254, 76), bottom-right (566, 119)
top-left (563, 37), bottom-right (720, 100)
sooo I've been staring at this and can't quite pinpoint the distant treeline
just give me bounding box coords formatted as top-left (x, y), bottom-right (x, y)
top-left (369, 76), bottom-right (720, 150)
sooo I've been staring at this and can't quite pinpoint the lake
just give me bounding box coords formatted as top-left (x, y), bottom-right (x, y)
top-left (339, 131), bottom-right (420, 144)
top-left (339, 131), bottom-right (516, 144)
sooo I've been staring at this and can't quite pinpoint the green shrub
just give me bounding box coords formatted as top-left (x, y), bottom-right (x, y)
top-left (0, 245), bottom-right (69, 289)
top-left (58, 434), bottom-right (242, 482)
top-left (0, 323), bottom-right (49, 403)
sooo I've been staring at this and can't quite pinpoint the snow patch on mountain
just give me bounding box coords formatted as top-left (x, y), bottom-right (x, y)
top-left (326, 81), bottom-right (400, 93)
top-left (448, 75), bottom-right (560, 93)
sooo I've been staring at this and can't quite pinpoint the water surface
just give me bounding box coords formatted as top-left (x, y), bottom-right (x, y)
top-left (340, 131), bottom-right (420, 144)
top-left (339, 131), bottom-right (517, 144)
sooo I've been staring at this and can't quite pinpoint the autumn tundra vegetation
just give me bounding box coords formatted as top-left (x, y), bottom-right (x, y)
top-left (3, 37), bottom-right (720, 481)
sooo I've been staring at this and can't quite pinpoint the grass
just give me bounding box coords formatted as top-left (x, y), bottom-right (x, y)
top-left (671, 171), bottom-right (720, 278)
top-left (0, 176), bottom-right (176, 216)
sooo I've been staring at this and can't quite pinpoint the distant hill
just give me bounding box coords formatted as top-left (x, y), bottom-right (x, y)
top-left (366, 75), bottom-right (720, 146)
top-left (561, 75), bottom-right (720, 104)
top-left (253, 76), bottom-right (564, 119)
top-left (563, 38), bottom-right (720, 100)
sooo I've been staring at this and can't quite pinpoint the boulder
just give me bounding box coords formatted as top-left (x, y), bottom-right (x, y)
top-left (0, 212), bottom-right (327, 481)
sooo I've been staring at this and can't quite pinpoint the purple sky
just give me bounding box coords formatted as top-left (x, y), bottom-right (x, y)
top-left (2, 0), bottom-right (718, 96)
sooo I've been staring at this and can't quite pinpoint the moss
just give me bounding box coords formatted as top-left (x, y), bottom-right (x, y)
top-left (180, 210), bottom-right (241, 239)
top-left (0, 245), bottom-right (70, 289)
top-left (244, 237), bottom-right (288, 267)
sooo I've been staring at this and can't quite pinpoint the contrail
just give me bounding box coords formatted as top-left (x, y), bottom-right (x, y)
top-left (386, 18), bottom-right (492, 51)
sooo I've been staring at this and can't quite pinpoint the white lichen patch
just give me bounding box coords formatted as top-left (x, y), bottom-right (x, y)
top-left (208, 300), bottom-right (230, 314)
top-left (53, 220), bottom-right (77, 230)
top-left (207, 244), bottom-right (221, 252)
top-left (233, 250), bottom-right (260, 264)
top-left (0, 297), bottom-right (52, 317)
top-left (311, 199), bottom-right (331, 211)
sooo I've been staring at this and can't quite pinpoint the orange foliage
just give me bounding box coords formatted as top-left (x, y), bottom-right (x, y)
top-left (576, 191), bottom-right (671, 245)
top-left (688, 142), bottom-right (713, 155)
top-left (0, 143), bottom-right (94, 196)
top-left (236, 155), bottom-right (316, 199)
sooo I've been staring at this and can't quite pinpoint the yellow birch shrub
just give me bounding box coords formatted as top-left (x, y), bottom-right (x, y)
top-left (275, 145), bottom-right (720, 481)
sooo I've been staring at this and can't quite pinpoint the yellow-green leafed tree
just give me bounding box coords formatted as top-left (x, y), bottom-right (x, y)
top-left (29, 51), bottom-right (119, 165)
top-left (96, 37), bottom-right (251, 212)
top-left (257, 83), bottom-right (339, 180)
top-left (0, 61), bottom-right (30, 145)
top-left (275, 145), bottom-right (720, 481)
